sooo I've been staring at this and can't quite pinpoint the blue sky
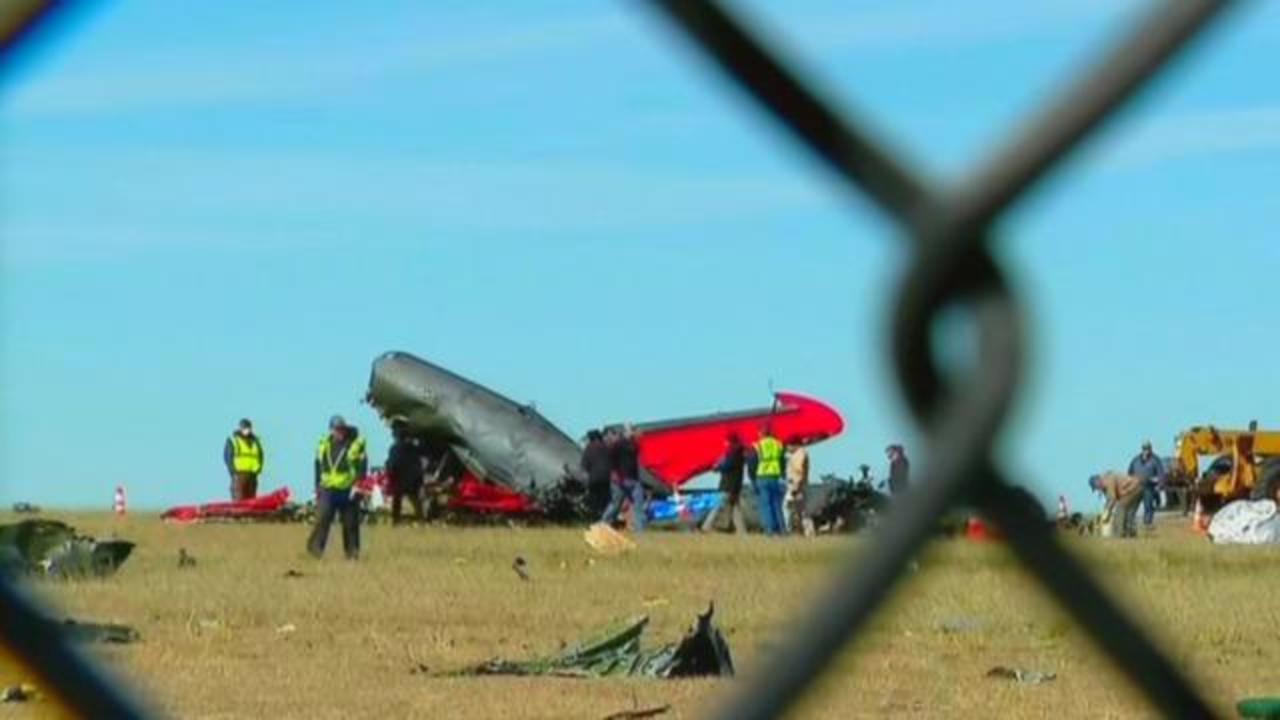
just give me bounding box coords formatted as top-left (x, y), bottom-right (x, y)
top-left (2, 1), bottom-right (1277, 511)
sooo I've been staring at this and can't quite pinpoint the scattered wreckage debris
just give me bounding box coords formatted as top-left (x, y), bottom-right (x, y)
top-left (366, 351), bottom-right (844, 523)
top-left (283, 569), bottom-right (305, 579)
top-left (512, 556), bottom-right (530, 581)
top-left (0, 519), bottom-right (133, 579)
top-left (1055, 511), bottom-right (1093, 535)
top-left (0, 684), bottom-right (37, 703)
top-left (161, 488), bottom-right (299, 523)
top-left (584, 524), bottom-right (636, 555)
top-left (647, 475), bottom-right (890, 535)
top-left (62, 619), bottom-right (141, 644)
top-left (1208, 499), bottom-right (1280, 545)
top-left (807, 474), bottom-right (889, 533)
top-left (445, 605), bottom-right (733, 680)
top-left (601, 705), bottom-right (671, 720)
top-left (1238, 697), bottom-right (1280, 718)
top-left (986, 666), bottom-right (1057, 684)
top-left (964, 517), bottom-right (1004, 542)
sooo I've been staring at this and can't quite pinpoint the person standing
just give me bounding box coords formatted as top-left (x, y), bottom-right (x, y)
top-left (600, 425), bottom-right (647, 531)
top-left (753, 426), bottom-right (786, 536)
top-left (785, 444), bottom-right (814, 537)
top-left (1128, 441), bottom-right (1165, 529)
top-left (307, 415), bottom-right (368, 560)
top-left (855, 464), bottom-right (873, 488)
top-left (886, 444), bottom-right (910, 496)
top-left (223, 418), bottom-right (264, 500)
top-left (1089, 472), bottom-right (1142, 538)
top-left (386, 420), bottom-right (426, 525)
top-left (579, 429), bottom-right (612, 518)
top-left (701, 432), bottom-right (747, 534)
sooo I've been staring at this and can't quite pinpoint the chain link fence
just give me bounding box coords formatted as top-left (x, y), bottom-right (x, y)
top-left (0, 1), bottom-right (1245, 717)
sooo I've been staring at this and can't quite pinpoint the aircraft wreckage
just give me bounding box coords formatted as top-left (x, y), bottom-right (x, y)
top-left (365, 351), bottom-right (852, 524)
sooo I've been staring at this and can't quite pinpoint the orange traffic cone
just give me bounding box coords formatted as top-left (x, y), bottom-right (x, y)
top-left (113, 485), bottom-right (127, 516)
top-left (1192, 499), bottom-right (1208, 535)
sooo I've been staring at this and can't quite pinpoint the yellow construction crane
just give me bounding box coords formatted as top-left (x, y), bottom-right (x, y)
top-left (1173, 422), bottom-right (1280, 508)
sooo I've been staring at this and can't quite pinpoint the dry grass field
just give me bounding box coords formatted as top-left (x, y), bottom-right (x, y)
top-left (2, 513), bottom-right (1279, 719)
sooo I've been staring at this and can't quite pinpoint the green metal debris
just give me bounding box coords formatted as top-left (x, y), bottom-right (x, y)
top-left (1238, 697), bottom-right (1280, 719)
top-left (0, 519), bottom-right (134, 579)
top-left (450, 605), bottom-right (733, 680)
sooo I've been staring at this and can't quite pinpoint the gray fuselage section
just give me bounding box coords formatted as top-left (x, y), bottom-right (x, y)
top-left (366, 352), bottom-right (583, 500)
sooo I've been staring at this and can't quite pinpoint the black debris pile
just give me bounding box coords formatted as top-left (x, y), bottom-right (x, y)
top-left (62, 619), bottom-right (141, 644)
top-left (446, 604), bottom-right (733, 680)
top-left (986, 666), bottom-right (1056, 684)
top-left (0, 684), bottom-right (37, 703)
top-left (0, 519), bottom-right (134, 579)
top-left (808, 474), bottom-right (890, 533)
top-left (601, 705), bottom-right (671, 720)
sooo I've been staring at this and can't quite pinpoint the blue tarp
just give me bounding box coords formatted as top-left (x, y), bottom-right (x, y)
top-left (646, 493), bottom-right (721, 524)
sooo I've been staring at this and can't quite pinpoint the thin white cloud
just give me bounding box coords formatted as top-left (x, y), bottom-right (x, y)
top-left (6, 13), bottom-right (632, 116)
top-left (753, 0), bottom-right (1147, 52)
top-left (1099, 105), bottom-right (1280, 170)
top-left (8, 0), bottom-right (1154, 118)
top-left (1, 145), bottom-right (838, 265)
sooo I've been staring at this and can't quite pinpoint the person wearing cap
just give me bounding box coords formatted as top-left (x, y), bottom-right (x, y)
top-left (307, 415), bottom-right (368, 559)
top-left (600, 424), bottom-right (647, 531)
top-left (1128, 441), bottom-right (1165, 529)
top-left (223, 418), bottom-right (264, 500)
top-left (1089, 471), bottom-right (1142, 538)
top-left (701, 431), bottom-right (747, 534)
top-left (886, 444), bottom-right (910, 496)
top-left (753, 425), bottom-right (786, 536)
top-left (855, 464), bottom-right (874, 489)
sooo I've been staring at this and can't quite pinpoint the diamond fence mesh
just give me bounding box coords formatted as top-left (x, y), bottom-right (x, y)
top-left (0, 1), bottom-right (1245, 717)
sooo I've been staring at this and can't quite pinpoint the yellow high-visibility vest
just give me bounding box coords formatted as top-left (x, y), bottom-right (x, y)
top-left (755, 436), bottom-right (783, 477)
top-left (230, 434), bottom-right (263, 474)
top-left (317, 435), bottom-right (367, 490)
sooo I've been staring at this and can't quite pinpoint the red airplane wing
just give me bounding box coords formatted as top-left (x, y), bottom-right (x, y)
top-left (161, 487), bottom-right (293, 523)
top-left (441, 392), bottom-right (844, 515)
top-left (632, 392), bottom-right (844, 488)
top-left (447, 472), bottom-right (540, 514)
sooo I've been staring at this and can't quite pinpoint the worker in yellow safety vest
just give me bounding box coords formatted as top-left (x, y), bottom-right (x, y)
top-left (752, 426), bottom-right (786, 536)
top-left (223, 418), bottom-right (264, 500)
top-left (306, 415), bottom-right (368, 560)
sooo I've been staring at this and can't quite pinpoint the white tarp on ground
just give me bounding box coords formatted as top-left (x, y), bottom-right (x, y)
top-left (1208, 499), bottom-right (1280, 545)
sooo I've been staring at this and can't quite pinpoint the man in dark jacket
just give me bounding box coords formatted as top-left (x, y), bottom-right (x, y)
top-left (1128, 441), bottom-right (1165, 529)
top-left (701, 432), bottom-right (747, 534)
top-left (579, 429), bottom-right (612, 517)
top-left (887, 444), bottom-right (910, 496)
top-left (600, 425), bottom-right (647, 531)
top-left (386, 420), bottom-right (426, 525)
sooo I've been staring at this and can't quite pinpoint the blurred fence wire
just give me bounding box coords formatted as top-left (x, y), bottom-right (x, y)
top-left (0, 0), bottom-right (1244, 717)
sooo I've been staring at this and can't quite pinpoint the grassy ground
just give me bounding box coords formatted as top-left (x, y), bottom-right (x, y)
top-left (1, 513), bottom-right (1278, 719)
